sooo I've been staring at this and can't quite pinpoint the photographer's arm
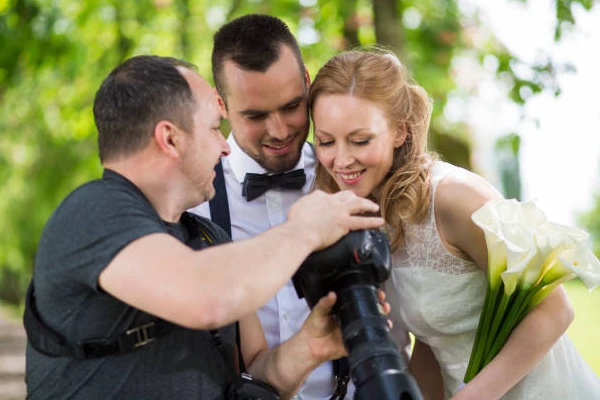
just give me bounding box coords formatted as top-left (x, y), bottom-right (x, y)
top-left (99, 190), bottom-right (384, 331)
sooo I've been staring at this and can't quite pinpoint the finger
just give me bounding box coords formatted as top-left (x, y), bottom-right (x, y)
top-left (375, 297), bottom-right (390, 313)
top-left (346, 216), bottom-right (385, 231)
top-left (334, 190), bottom-right (357, 202)
top-left (381, 301), bottom-right (391, 316)
top-left (388, 318), bottom-right (394, 329)
top-left (344, 197), bottom-right (380, 214)
top-left (377, 289), bottom-right (387, 302)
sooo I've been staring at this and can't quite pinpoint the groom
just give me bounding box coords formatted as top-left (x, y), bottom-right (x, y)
top-left (191, 14), bottom-right (411, 399)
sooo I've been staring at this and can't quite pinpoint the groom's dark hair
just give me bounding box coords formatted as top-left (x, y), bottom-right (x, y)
top-left (211, 14), bottom-right (305, 104)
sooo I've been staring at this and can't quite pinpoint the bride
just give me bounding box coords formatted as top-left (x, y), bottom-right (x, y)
top-left (307, 48), bottom-right (600, 399)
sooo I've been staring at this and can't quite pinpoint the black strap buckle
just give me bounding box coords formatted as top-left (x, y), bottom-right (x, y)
top-left (126, 322), bottom-right (157, 348)
top-left (74, 338), bottom-right (116, 359)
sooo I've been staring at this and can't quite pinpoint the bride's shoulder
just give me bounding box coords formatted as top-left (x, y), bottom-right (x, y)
top-left (434, 162), bottom-right (502, 213)
top-left (432, 163), bottom-right (503, 268)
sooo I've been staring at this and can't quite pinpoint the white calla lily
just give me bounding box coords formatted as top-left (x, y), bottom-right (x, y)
top-left (557, 246), bottom-right (600, 291)
top-left (499, 221), bottom-right (540, 295)
top-left (536, 222), bottom-right (589, 252)
top-left (472, 200), bottom-right (519, 290)
top-left (465, 199), bottom-right (600, 383)
top-left (480, 232), bottom-right (508, 290)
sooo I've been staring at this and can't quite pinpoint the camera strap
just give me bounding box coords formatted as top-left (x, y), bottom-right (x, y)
top-left (23, 282), bottom-right (176, 358)
top-left (209, 323), bottom-right (242, 381)
top-left (330, 357), bottom-right (350, 400)
top-left (24, 212), bottom-right (228, 359)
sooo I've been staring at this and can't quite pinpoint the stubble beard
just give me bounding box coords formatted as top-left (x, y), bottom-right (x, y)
top-left (255, 138), bottom-right (305, 173)
top-left (180, 150), bottom-right (217, 208)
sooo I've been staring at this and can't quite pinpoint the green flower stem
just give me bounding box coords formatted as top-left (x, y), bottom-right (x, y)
top-left (528, 274), bottom-right (576, 311)
top-left (483, 285), bottom-right (541, 366)
top-left (464, 282), bottom-right (504, 382)
top-left (483, 286), bottom-right (518, 357)
top-left (464, 286), bottom-right (492, 382)
top-left (465, 267), bottom-right (566, 382)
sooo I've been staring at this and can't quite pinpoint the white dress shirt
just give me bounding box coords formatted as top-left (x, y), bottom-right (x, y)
top-left (190, 134), bottom-right (355, 400)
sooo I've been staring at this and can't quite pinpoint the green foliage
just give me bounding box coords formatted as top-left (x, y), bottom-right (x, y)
top-left (564, 279), bottom-right (600, 375)
top-left (494, 133), bottom-right (522, 200)
top-left (554, 0), bottom-right (596, 40)
top-left (0, 0), bottom-right (594, 305)
top-left (580, 192), bottom-right (600, 256)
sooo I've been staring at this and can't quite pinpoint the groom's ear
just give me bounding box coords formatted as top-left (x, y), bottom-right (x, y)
top-left (304, 64), bottom-right (311, 88)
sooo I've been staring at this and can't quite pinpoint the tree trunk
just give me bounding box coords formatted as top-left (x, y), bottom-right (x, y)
top-left (227, 0), bottom-right (244, 21)
top-left (178, 0), bottom-right (192, 59)
top-left (114, 2), bottom-right (133, 62)
top-left (340, 0), bottom-right (360, 49)
top-left (372, 0), bottom-right (403, 55)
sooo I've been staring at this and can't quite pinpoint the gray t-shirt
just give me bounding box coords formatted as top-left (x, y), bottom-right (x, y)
top-left (26, 169), bottom-right (235, 399)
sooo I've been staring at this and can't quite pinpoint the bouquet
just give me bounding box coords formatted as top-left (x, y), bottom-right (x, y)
top-left (464, 199), bottom-right (600, 382)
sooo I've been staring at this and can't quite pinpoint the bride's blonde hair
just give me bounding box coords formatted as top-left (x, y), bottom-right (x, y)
top-left (308, 49), bottom-right (436, 251)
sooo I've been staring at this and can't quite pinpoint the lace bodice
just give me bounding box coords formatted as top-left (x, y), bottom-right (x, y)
top-left (393, 161), bottom-right (479, 275)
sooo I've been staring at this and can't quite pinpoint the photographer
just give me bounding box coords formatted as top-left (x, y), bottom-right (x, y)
top-left (24, 55), bottom-right (385, 400)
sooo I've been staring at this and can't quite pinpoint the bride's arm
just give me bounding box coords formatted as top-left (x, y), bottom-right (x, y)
top-left (435, 172), bottom-right (573, 400)
top-left (451, 288), bottom-right (572, 400)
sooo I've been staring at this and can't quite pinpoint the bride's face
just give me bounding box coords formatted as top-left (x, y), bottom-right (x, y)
top-left (312, 94), bottom-right (405, 198)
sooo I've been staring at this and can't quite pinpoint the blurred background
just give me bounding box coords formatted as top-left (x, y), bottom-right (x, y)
top-left (1, 0), bottom-right (599, 397)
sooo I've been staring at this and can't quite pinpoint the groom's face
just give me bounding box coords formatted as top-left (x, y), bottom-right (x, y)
top-left (218, 45), bottom-right (310, 174)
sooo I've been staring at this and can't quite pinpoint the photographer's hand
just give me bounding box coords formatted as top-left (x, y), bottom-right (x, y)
top-left (245, 292), bottom-right (344, 400)
top-left (300, 292), bottom-right (346, 362)
top-left (299, 289), bottom-right (391, 362)
top-left (245, 289), bottom-right (392, 399)
top-left (287, 190), bottom-right (385, 251)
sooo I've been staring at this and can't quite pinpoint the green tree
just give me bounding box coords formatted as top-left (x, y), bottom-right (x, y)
top-left (0, 0), bottom-right (595, 305)
top-left (581, 191), bottom-right (600, 257)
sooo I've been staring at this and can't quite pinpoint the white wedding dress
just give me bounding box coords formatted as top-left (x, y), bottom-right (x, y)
top-left (385, 161), bottom-right (600, 399)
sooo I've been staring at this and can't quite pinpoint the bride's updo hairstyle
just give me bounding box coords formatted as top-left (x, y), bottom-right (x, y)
top-left (309, 49), bottom-right (436, 251)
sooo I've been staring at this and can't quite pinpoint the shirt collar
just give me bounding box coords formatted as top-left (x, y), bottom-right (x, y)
top-left (225, 133), bottom-right (307, 184)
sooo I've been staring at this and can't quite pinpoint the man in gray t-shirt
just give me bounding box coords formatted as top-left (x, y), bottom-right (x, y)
top-left (25, 55), bottom-right (385, 399)
top-left (27, 169), bottom-right (235, 399)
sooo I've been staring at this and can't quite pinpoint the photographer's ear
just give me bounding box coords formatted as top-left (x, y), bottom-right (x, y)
top-left (154, 120), bottom-right (181, 159)
top-left (214, 88), bottom-right (228, 119)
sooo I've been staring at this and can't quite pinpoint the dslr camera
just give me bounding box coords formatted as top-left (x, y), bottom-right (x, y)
top-left (292, 229), bottom-right (423, 400)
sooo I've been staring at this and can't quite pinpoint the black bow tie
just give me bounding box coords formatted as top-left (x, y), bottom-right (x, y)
top-left (242, 169), bottom-right (306, 201)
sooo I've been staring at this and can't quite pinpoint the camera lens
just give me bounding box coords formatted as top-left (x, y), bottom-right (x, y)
top-left (293, 230), bottom-right (423, 400)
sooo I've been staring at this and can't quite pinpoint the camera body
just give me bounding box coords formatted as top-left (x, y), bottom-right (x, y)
top-left (292, 229), bottom-right (391, 308)
top-left (292, 229), bottom-right (423, 400)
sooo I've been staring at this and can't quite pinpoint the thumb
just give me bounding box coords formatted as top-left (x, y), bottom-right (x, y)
top-left (312, 291), bottom-right (337, 317)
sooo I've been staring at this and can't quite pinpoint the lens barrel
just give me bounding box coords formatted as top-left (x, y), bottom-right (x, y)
top-left (335, 284), bottom-right (423, 400)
